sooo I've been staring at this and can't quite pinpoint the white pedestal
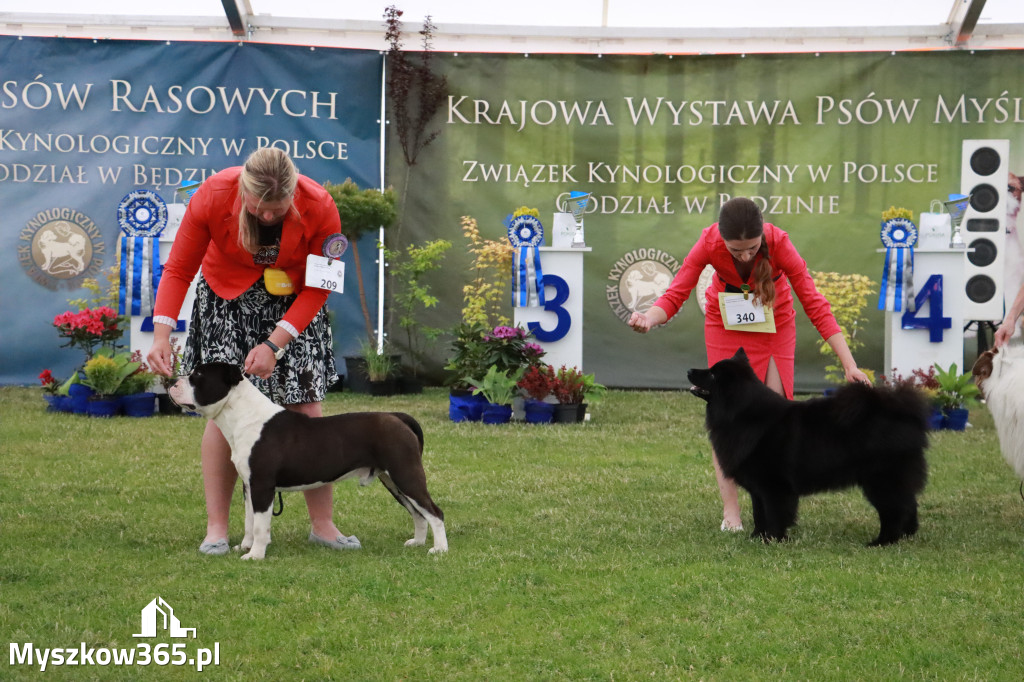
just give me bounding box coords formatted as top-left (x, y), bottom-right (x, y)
top-left (514, 246), bottom-right (590, 371)
top-left (883, 247), bottom-right (967, 378)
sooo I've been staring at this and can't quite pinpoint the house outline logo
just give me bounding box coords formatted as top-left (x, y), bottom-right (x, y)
top-left (133, 597), bottom-right (197, 639)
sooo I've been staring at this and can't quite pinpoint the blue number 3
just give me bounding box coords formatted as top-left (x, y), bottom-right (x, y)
top-left (527, 274), bottom-right (572, 342)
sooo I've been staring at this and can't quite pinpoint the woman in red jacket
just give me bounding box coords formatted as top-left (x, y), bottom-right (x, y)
top-left (629, 197), bottom-right (870, 532)
top-left (147, 147), bottom-right (358, 554)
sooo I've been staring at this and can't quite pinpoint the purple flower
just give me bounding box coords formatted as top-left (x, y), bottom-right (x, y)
top-left (525, 342), bottom-right (544, 357)
top-left (491, 325), bottom-right (524, 339)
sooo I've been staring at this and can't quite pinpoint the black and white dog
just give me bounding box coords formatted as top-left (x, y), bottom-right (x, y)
top-left (169, 362), bottom-right (447, 559)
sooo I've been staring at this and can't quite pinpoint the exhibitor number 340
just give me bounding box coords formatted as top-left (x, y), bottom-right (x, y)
top-left (734, 311), bottom-right (758, 324)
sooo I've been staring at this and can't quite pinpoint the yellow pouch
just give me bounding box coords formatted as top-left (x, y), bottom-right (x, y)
top-left (263, 268), bottom-right (294, 296)
top-left (718, 292), bottom-right (776, 333)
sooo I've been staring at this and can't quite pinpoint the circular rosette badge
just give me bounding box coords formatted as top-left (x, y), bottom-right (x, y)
top-left (117, 190), bottom-right (168, 237)
top-left (879, 217), bottom-right (918, 248)
top-left (322, 233), bottom-right (349, 259)
top-left (507, 215), bottom-right (544, 247)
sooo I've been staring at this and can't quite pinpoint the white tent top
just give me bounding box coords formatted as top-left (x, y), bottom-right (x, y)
top-left (2, 0), bottom-right (1023, 53)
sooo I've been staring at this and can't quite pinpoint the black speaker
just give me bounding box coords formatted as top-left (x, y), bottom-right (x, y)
top-left (961, 139), bottom-right (1009, 321)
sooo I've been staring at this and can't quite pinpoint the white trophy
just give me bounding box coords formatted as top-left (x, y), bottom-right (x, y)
top-left (560, 191), bottom-right (592, 248)
top-left (942, 194), bottom-right (972, 248)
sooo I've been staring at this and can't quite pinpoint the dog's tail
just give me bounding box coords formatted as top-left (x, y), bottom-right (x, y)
top-left (393, 412), bottom-right (424, 451)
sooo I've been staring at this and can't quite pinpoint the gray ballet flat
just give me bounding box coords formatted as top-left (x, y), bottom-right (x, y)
top-left (309, 532), bottom-right (362, 550)
top-left (198, 539), bottom-right (229, 555)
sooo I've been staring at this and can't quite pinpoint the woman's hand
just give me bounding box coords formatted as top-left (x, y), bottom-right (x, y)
top-left (844, 366), bottom-right (872, 386)
top-left (628, 311), bottom-right (654, 333)
top-left (993, 319), bottom-right (1016, 348)
top-left (146, 327), bottom-right (175, 377)
top-left (244, 343), bottom-right (277, 380)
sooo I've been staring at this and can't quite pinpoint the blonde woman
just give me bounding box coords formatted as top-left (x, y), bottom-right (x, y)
top-left (148, 147), bottom-right (356, 554)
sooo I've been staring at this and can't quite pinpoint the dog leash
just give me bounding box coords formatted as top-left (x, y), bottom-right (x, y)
top-left (273, 491), bottom-right (284, 517)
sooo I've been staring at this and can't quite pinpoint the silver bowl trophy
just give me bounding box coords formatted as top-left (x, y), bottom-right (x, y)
top-left (942, 193), bottom-right (971, 248)
top-left (560, 191), bottom-right (592, 248)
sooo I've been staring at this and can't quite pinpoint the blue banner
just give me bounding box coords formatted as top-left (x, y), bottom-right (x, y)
top-left (0, 36), bottom-right (382, 384)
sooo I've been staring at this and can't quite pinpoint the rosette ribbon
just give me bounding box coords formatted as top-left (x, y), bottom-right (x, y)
top-left (505, 214), bottom-right (546, 307)
top-left (877, 217), bottom-right (918, 313)
top-left (117, 190), bottom-right (168, 317)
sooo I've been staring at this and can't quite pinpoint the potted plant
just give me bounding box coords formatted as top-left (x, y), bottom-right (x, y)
top-left (324, 178), bottom-right (398, 389)
top-left (117, 351), bottom-right (159, 417)
top-left (444, 322), bottom-right (490, 421)
top-left (444, 323), bottom-right (546, 422)
top-left (360, 340), bottom-right (398, 396)
top-left (468, 366), bottom-right (524, 424)
top-left (52, 305), bottom-right (124, 361)
top-left (39, 369), bottom-right (71, 412)
top-left (933, 362), bottom-right (981, 431)
top-left (551, 366), bottom-right (606, 423)
top-left (518, 364), bottom-right (557, 424)
top-left (810, 270), bottom-right (876, 385)
top-left (884, 366), bottom-right (944, 430)
top-left (384, 238), bottom-right (452, 391)
top-left (81, 349), bottom-right (140, 417)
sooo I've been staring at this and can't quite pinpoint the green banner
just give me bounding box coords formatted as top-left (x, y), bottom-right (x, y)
top-left (390, 50), bottom-right (1024, 390)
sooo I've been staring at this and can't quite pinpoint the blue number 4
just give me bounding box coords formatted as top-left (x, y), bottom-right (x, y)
top-left (901, 274), bottom-right (951, 342)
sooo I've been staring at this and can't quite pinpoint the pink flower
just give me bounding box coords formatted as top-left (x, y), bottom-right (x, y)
top-left (491, 325), bottom-right (524, 339)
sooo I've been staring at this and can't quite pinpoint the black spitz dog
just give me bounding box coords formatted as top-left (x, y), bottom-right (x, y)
top-left (687, 349), bottom-right (929, 546)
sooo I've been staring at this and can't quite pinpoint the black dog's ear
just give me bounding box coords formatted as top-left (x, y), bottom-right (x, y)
top-left (733, 347), bottom-right (749, 363)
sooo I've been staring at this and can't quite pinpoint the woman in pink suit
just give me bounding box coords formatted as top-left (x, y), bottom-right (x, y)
top-left (629, 197), bottom-right (870, 532)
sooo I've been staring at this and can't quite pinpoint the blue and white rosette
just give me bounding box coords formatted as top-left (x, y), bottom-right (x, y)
top-left (117, 190), bottom-right (168, 317)
top-left (877, 217), bottom-right (918, 313)
top-left (506, 214), bottom-right (546, 307)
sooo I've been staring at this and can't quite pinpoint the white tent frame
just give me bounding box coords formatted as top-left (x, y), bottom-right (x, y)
top-left (2, 0), bottom-right (1023, 54)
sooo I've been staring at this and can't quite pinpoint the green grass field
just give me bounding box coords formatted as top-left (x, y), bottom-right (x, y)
top-left (2, 386), bottom-right (1023, 681)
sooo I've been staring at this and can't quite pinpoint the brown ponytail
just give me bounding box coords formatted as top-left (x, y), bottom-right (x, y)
top-left (718, 197), bottom-right (774, 306)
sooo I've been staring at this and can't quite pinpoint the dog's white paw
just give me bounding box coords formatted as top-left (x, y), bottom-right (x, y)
top-left (404, 538), bottom-right (425, 547)
top-left (428, 546), bottom-right (448, 554)
top-left (240, 551), bottom-right (265, 560)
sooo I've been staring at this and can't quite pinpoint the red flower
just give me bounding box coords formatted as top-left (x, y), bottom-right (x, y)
top-left (52, 306), bottom-right (125, 359)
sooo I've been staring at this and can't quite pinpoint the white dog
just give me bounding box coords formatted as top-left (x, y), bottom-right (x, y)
top-left (972, 345), bottom-right (1024, 480)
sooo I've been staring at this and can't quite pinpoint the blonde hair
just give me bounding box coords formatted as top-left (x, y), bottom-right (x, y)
top-left (237, 147), bottom-right (299, 254)
top-left (718, 197), bottom-right (775, 307)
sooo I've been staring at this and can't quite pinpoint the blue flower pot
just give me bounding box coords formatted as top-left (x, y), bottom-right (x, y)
top-left (120, 392), bottom-right (157, 417)
top-left (86, 395), bottom-right (121, 418)
top-left (481, 403), bottom-right (513, 424)
top-left (927, 407), bottom-right (945, 431)
top-left (524, 399), bottom-right (554, 424)
top-left (449, 390), bottom-right (486, 422)
top-left (68, 383), bottom-right (95, 414)
top-left (44, 394), bottom-right (72, 412)
top-left (943, 407), bottom-right (969, 431)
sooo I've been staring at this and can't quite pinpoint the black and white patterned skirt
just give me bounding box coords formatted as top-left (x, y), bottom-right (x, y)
top-left (182, 275), bottom-right (337, 405)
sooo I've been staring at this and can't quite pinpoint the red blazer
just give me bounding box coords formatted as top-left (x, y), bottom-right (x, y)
top-left (154, 167), bottom-right (341, 335)
top-left (653, 222), bottom-right (841, 341)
